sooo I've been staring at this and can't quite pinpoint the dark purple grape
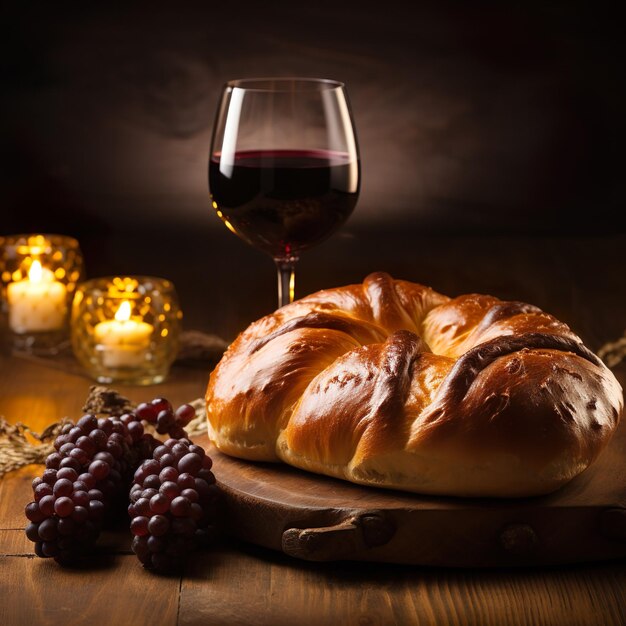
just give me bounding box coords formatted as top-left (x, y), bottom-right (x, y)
top-left (147, 535), bottom-right (165, 553)
top-left (89, 460), bottom-right (110, 480)
top-left (77, 414), bottom-right (98, 431)
top-left (149, 494), bottom-right (169, 514)
top-left (73, 480), bottom-right (88, 493)
top-left (76, 436), bottom-right (96, 455)
top-left (141, 488), bottom-right (159, 500)
top-left (56, 467), bottom-right (78, 482)
top-left (171, 443), bottom-right (189, 461)
top-left (45, 453), bottom-right (62, 469)
top-left (52, 478), bottom-right (73, 498)
top-left (142, 459), bottom-right (160, 475)
top-left (128, 421), bottom-right (144, 441)
top-left (134, 498), bottom-right (151, 517)
top-left (89, 429), bottom-right (107, 448)
top-left (25, 523), bottom-right (40, 542)
top-left (88, 500), bottom-right (105, 521)
top-left (57, 518), bottom-right (76, 536)
top-left (120, 413), bottom-right (135, 426)
top-left (68, 426), bottom-right (83, 442)
top-left (168, 425), bottom-right (187, 440)
top-left (131, 516), bottom-right (149, 536)
top-left (72, 491), bottom-right (90, 507)
top-left (136, 402), bottom-right (158, 423)
top-left (151, 398), bottom-right (173, 415)
top-left (181, 488), bottom-right (199, 503)
top-left (175, 404), bottom-right (196, 426)
top-left (59, 457), bottom-right (81, 472)
top-left (143, 475), bottom-right (161, 490)
top-left (42, 541), bottom-right (60, 557)
top-left (93, 451), bottom-right (115, 466)
top-left (25, 502), bottom-right (45, 523)
top-left (42, 469), bottom-right (58, 485)
top-left (153, 445), bottom-right (169, 461)
top-left (189, 444), bottom-right (205, 459)
top-left (172, 518), bottom-right (196, 535)
top-left (159, 481), bottom-right (180, 500)
top-left (59, 442), bottom-right (75, 456)
top-left (132, 535), bottom-right (151, 563)
top-left (159, 466), bottom-right (178, 483)
top-left (72, 506), bottom-right (89, 524)
top-left (147, 515), bottom-right (169, 537)
top-left (54, 497), bottom-right (75, 517)
top-left (38, 518), bottom-right (58, 541)
top-left (54, 435), bottom-right (67, 451)
top-left (156, 411), bottom-right (176, 435)
top-left (34, 483), bottom-right (53, 501)
top-left (38, 495), bottom-right (56, 516)
top-left (98, 418), bottom-right (113, 434)
top-left (178, 453), bottom-right (202, 475)
top-left (88, 489), bottom-right (104, 501)
top-left (158, 453), bottom-right (175, 469)
top-left (106, 440), bottom-right (123, 459)
top-left (177, 473), bottom-right (196, 490)
top-left (69, 448), bottom-right (90, 464)
top-left (190, 503), bottom-right (203, 521)
top-left (78, 473), bottom-right (96, 490)
top-left (170, 497), bottom-right (191, 517)
top-left (198, 469), bottom-right (216, 484)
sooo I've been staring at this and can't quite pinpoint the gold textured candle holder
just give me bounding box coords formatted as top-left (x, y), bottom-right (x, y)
top-left (71, 276), bottom-right (182, 385)
top-left (0, 234), bottom-right (84, 353)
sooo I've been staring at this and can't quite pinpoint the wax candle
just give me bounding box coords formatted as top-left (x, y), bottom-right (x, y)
top-left (7, 260), bottom-right (68, 333)
top-left (94, 300), bottom-right (153, 368)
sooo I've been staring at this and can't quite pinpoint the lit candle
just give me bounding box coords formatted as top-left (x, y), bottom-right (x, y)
top-left (7, 260), bottom-right (68, 333)
top-left (94, 300), bottom-right (153, 368)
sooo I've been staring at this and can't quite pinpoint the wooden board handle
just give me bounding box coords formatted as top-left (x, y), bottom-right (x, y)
top-left (282, 511), bottom-right (396, 561)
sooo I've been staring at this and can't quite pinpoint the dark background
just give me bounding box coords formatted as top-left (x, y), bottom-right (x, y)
top-left (2, 1), bottom-right (624, 342)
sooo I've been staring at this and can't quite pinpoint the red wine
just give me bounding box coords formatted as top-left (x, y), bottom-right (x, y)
top-left (209, 149), bottom-right (359, 258)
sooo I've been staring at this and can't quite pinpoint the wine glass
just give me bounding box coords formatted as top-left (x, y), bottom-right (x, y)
top-left (208, 77), bottom-right (360, 308)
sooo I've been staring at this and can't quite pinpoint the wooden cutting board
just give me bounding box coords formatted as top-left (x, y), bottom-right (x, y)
top-left (196, 419), bottom-right (626, 567)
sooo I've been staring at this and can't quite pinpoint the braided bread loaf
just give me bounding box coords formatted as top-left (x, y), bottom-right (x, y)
top-left (205, 273), bottom-right (623, 497)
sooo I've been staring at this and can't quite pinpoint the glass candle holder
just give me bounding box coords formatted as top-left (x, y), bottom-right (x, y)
top-left (0, 234), bottom-right (84, 353)
top-left (71, 276), bottom-right (182, 385)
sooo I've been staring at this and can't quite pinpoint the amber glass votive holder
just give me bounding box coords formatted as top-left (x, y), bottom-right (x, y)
top-left (0, 234), bottom-right (84, 353)
top-left (71, 276), bottom-right (182, 385)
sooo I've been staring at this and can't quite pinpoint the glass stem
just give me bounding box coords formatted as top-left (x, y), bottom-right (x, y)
top-left (275, 256), bottom-right (298, 308)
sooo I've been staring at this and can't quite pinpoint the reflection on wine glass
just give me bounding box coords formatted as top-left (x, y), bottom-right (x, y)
top-left (208, 77), bottom-right (360, 309)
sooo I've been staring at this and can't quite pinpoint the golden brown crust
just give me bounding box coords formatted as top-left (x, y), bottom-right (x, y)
top-left (205, 272), bottom-right (623, 497)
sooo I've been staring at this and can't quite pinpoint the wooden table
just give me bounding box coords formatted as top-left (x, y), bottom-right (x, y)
top-left (1, 351), bottom-right (625, 626)
top-left (1, 233), bottom-right (626, 626)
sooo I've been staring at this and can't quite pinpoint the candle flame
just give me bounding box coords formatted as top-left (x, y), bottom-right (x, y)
top-left (115, 300), bottom-right (132, 322)
top-left (29, 260), bottom-right (43, 283)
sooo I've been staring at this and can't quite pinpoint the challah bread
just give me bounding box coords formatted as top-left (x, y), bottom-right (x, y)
top-left (205, 272), bottom-right (623, 497)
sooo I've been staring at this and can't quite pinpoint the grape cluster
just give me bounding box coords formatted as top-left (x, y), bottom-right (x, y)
top-left (129, 437), bottom-right (218, 572)
top-left (24, 397), bottom-right (217, 571)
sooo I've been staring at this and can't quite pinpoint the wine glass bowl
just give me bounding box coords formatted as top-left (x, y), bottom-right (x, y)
top-left (209, 78), bottom-right (360, 307)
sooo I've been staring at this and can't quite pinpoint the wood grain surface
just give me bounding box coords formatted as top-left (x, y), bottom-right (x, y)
top-left (1, 236), bottom-right (626, 626)
top-left (1, 361), bottom-right (626, 626)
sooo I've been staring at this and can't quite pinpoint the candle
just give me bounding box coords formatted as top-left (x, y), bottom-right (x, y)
top-left (7, 260), bottom-right (68, 333)
top-left (94, 300), bottom-right (153, 368)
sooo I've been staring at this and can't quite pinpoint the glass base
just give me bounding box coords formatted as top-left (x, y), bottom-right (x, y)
top-left (10, 329), bottom-right (68, 356)
top-left (92, 368), bottom-right (169, 386)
